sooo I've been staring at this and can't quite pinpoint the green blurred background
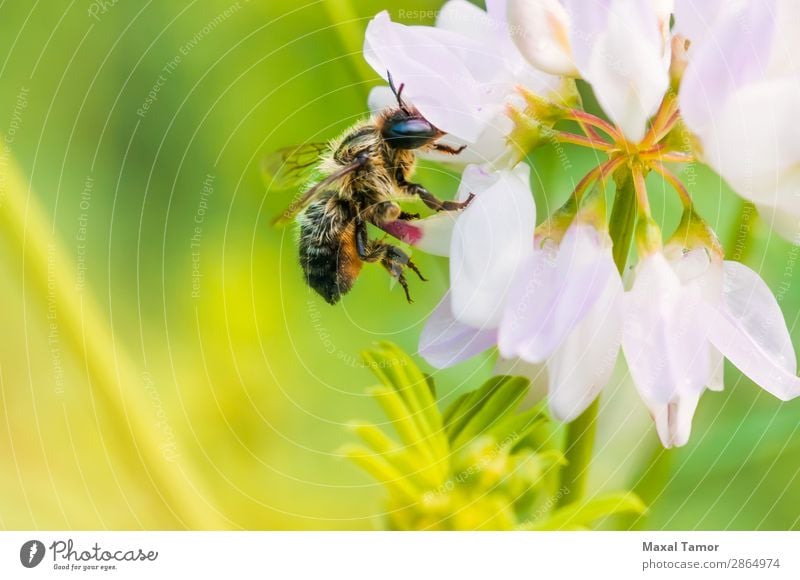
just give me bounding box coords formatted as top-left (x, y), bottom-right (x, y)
top-left (0, 0), bottom-right (797, 530)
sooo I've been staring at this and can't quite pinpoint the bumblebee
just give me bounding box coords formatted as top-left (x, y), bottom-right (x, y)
top-left (267, 75), bottom-right (472, 304)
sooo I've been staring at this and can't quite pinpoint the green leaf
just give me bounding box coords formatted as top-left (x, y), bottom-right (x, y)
top-left (444, 376), bottom-right (512, 438)
top-left (339, 444), bottom-right (419, 502)
top-left (347, 422), bottom-right (445, 488)
top-left (368, 385), bottom-right (437, 465)
top-left (362, 343), bottom-right (449, 465)
top-left (448, 376), bottom-right (531, 449)
top-left (486, 407), bottom-right (547, 447)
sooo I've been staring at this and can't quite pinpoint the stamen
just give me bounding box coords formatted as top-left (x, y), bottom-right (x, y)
top-left (572, 156), bottom-right (626, 201)
top-left (562, 109), bottom-right (622, 144)
top-left (553, 131), bottom-right (614, 151)
top-left (642, 92), bottom-right (678, 148)
top-left (650, 162), bottom-right (692, 208)
top-left (640, 149), bottom-right (694, 164)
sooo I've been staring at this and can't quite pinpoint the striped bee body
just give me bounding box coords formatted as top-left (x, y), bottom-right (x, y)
top-left (270, 74), bottom-right (471, 303)
top-left (298, 193), bottom-right (362, 305)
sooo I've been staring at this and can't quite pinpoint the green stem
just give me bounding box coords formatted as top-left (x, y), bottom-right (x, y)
top-left (609, 170), bottom-right (639, 273)
top-left (557, 399), bottom-right (599, 505)
top-left (0, 156), bottom-right (226, 528)
top-left (557, 170), bottom-right (638, 506)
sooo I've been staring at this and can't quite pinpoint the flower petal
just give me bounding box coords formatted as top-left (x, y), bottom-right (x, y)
top-left (436, 0), bottom-right (494, 38)
top-left (499, 224), bottom-right (619, 362)
top-left (368, 86), bottom-right (513, 165)
top-left (363, 11), bottom-right (501, 141)
top-left (566, 0), bottom-right (669, 142)
top-left (647, 393), bottom-right (701, 448)
top-left (547, 266), bottom-right (624, 421)
top-left (485, 0), bottom-right (565, 96)
top-left (419, 294), bottom-right (498, 368)
top-left (507, 0), bottom-right (578, 76)
top-left (756, 203), bottom-right (800, 243)
top-left (622, 253), bottom-right (711, 406)
top-left (497, 247), bottom-right (558, 358)
top-left (673, 0), bottom-right (725, 45)
top-left (706, 261), bottom-right (800, 400)
top-left (679, 0), bottom-right (777, 131)
top-left (767, 0), bottom-right (800, 77)
top-left (697, 78), bottom-right (800, 229)
top-left (707, 346), bottom-right (725, 391)
top-left (450, 163), bottom-right (536, 328)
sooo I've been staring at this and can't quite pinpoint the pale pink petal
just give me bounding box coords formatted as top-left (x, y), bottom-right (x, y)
top-left (673, 0), bottom-right (725, 44)
top-left (706, 261), bottom-right (800, 400)
top-left (756, 203), bottom-right (800, 243)
top-left (364, 11), bottom-right (500, 141)
top-left (767, 0), bottom-right (800, 77)
top-left (668, 246), bottom-right (712, 283)
top-left (367, 85), bottom-right (395, 114)
top-left (450, 163), bottom-right (536, 328)
top-left (547, 269), bottom-right (623, 421)
top-left (485, 0), bottom-right (565, 96)
top-left (421, 115), bottom-right (514, 166)
top-left (679, 0), bottom-right (777, 131)
top-left (497, 248), bottom-right (558, 359)
top-left (651, 0), bottom-right (675, 69)
top-left (566, 0), bottom-right (669, 142)
top-left (708, 346), bottom-right (725, 391)
top-left (419, 294), bottom-right (497, 368)
top-left (622, 253), bottom-right (711, 406)
top-left (698, 78), bottom-right (800, 230)
top-left (368, 86), bottom-right (513, 165)
top-left (562, 0), bottom-right (611, 67)
top-left (436, 0), bottom-right (494, 38)
top-left (499, 224), bottom-right (618, 362)
top-left (507, 0), bottom-right (578, 76)
top-left (647, 393), bottom-right (701, 448)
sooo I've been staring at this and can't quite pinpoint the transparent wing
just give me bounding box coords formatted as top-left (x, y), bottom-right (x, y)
top-left (272, 158), bottom-right (366, 226)
top-left (262, 142), bottom-right (330, 191)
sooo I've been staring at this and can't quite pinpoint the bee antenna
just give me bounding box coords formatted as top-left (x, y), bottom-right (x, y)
top-left (387, 70), bottom-right (409, 113)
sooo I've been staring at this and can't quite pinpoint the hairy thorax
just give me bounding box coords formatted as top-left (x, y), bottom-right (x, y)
top-left (320, 120), bottom-right (418, 207)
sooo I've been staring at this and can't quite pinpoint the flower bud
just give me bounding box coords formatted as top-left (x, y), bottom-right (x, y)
top-left (669, 35), bottom-right (691, 89)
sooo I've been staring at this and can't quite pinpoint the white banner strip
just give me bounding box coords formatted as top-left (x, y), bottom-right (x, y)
top-left (1, 531), bottom-right (798, 578)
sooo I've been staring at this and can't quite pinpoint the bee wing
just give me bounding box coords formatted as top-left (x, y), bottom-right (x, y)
top-left (262, 142), bottom-right (330, 191)
top-left (271, 157), bottom-right (366, 226)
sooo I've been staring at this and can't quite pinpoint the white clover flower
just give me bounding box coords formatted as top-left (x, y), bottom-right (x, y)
top-left (498, 222), bottom-right (624, 422)
top-left (360, 0), bottom-right (800, 447)
top-left (416, 163), bottom-right (536, 366)
top-left (508, 0), bottom-right (673, 142)
top-left (363, 0), bottom-right (565, 164)
top-left (624, 243), bottom-right (800, 447)
top-left (677, 0), bottom-right (800, 239)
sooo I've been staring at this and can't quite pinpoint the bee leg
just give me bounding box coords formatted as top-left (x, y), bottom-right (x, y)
top-left (398, 211), bottom-right (420, 220)
top-left (404, 182), bottom-right (475, 212)
top-left (432, 143), bottom-right (467, 155)
top-left (385, 258), bottom-right (413, 303)
top-left (405, 257), bottom-right (428, 282)
top-left (356, 220), bottom-right (426, 303)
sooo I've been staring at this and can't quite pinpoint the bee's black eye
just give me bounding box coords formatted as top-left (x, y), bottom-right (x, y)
top-left (383, 117), bottom-right (438, 150)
